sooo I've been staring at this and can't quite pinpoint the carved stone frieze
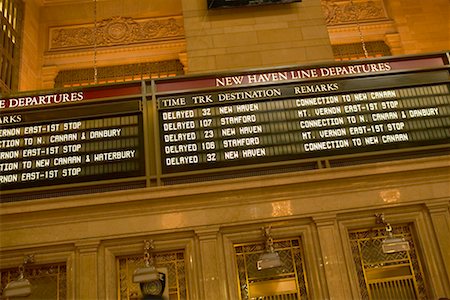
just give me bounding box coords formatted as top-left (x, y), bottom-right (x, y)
top-left (321, 0), bottom-right (388, 25)
top-left (49, 15), bottom-right (184, 51)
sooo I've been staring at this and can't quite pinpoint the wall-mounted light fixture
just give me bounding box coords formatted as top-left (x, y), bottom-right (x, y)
top-left (376, 213), bottom-right (410, 254)
top-left (133, 240), bottom-right (158, 283)
top-left (382, 223), bottom-right (410, 254)
top-left (132, 240), bottom-right (167, 299)
top-left (2, 255), bottom-right (34, 298)
top-left (257, 226), bottom-right (282, 271)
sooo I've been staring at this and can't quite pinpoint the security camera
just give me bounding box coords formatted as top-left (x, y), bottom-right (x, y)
top-left (133, 266), bottom-right (168, 299)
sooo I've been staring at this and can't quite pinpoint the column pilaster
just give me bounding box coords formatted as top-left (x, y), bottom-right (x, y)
top-left (75, 240), bottom-right (100, 300)
top-left (385, 33), bottom-right (404, 55)
top-left (426, 201), bottom-right (450, 294)
top-left (314, 214), bottom-right (352, 300)
top-left (195, 226), bottom-right (228, 300)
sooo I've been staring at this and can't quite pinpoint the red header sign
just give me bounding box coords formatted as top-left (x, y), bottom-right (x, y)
top-left (0, 84), bottom-right (141, 110)
top-left (155, 56), bottom-right (446, 93)
top-left (1, 92), bottom-right (83, 110)
top-left (0, 55), bottom-right (446, 110)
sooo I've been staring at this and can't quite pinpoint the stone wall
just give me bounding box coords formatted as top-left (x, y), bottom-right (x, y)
top-left (1, 156), bottom-right (449, 298)
top-left (16, 0), bottom-right (450, 91)
top-left (39, 0), bottom-right (185, 89)
top-left (386, 0), bottom-right (449, 53)
top-left (182, 0), bottom-right (333, 73)
top-left (322, 0), bottom-right (450, 55)
top-left (18, 0), bottom-right (41, 91)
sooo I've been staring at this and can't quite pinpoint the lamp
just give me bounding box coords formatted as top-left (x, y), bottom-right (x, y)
top-left (132, 240), bottom-right (167, 299)
top-left (3, 277), bottom-right (31, 298)
top-left (382, 223), bottom-right (410, 254)
top-left (3, 255), bottom-right (34, 298)
top-left (133, 240), bottom-right (159, 283)
top-left (133, 266), bottom-right (159, 283)
top-left (257, 226), bottom-right (282, 270)
top-left (376, 213), bottom-right (410, 254)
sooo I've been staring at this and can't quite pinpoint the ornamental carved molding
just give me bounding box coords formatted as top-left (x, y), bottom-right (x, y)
top-left (49, 15), bottom-right (184, 51)
top-left (321, 0), bottom-right (388, 25)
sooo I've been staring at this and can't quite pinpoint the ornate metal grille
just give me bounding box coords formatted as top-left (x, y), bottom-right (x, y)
top-left (349, 224), bottom-right (428, 299)
top-left (0, 0), bottom-right (23, 95)
top-left (332, 41), bottom-right (391, 61)
top-left (234, 237), bottom-right (309, 300)
top-left (0, 262), bottom-right (67, 299)
top-left (117, 249), bottom-right (187, 300)
top-left (54, 60), bottom-right (185, 88)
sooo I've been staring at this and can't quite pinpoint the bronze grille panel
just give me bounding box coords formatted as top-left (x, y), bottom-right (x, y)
top-left (234, 237), bottom-right (308, 300)
top-left (117, 250), bottom-right (187, 300)
top-left (332, 41), bottom-right (391, 61)
top-left (349, 224), bottom-right (428, 299)
top-left (54, 60), bottom-right (184, 88)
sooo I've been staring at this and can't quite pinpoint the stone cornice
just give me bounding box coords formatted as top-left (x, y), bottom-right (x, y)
top-left (1, 155), bottom-right (449, 217)
top-left (1, 156), bottom-right (449, 250)
top-left (44, 40), bottom-right (187, 60)
top-left (326, 20), bottom-right (396, 33)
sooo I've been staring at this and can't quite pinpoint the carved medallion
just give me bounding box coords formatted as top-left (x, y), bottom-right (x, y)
top-left (105, 18), bottom-right (130, 42)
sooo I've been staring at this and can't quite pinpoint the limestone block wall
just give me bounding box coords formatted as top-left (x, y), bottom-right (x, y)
top-left (386, 0), bottom-right (450, 54)
top-left (15, 0), bottom-right (449, 92)
top-left (26, 0), bottom-right (185, 90)
top-left (1, 156), bottom-right (450, 299)
top-left (182, 0), bottom-right (333, 73)
top-left (18, 0), bottom-right (41, 91)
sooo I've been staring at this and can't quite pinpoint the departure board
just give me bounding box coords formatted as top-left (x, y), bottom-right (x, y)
top-left (157, 71), bottom-right (450, 174)
top-left (1, 53), bottom-right (450, 196)
top-left (0, 100), bottom-right (145, 190)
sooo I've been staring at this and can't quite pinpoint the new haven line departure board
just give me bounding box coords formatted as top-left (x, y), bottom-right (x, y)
top-left (155, 56), bottom-right (450, 174)
top-left (0, 86), bottom-right (145, 191)
top-left (1, 53), bottom-right (450, 196)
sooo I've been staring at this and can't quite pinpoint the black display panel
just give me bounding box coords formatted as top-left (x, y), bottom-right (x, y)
top-left (0, 100), bottom-right (145, 190)
top-left (157, 71), bottom-right (450, 174)
top-left (1, 53), bottom-right (449, 196)
top-left (207, 0), bottom-right (301, 9)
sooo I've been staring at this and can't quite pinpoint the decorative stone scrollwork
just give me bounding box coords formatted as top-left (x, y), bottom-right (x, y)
top-left (321, 0), bottom-right (388, 25)
top-left (49, 15), bottom-right (184, 50)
